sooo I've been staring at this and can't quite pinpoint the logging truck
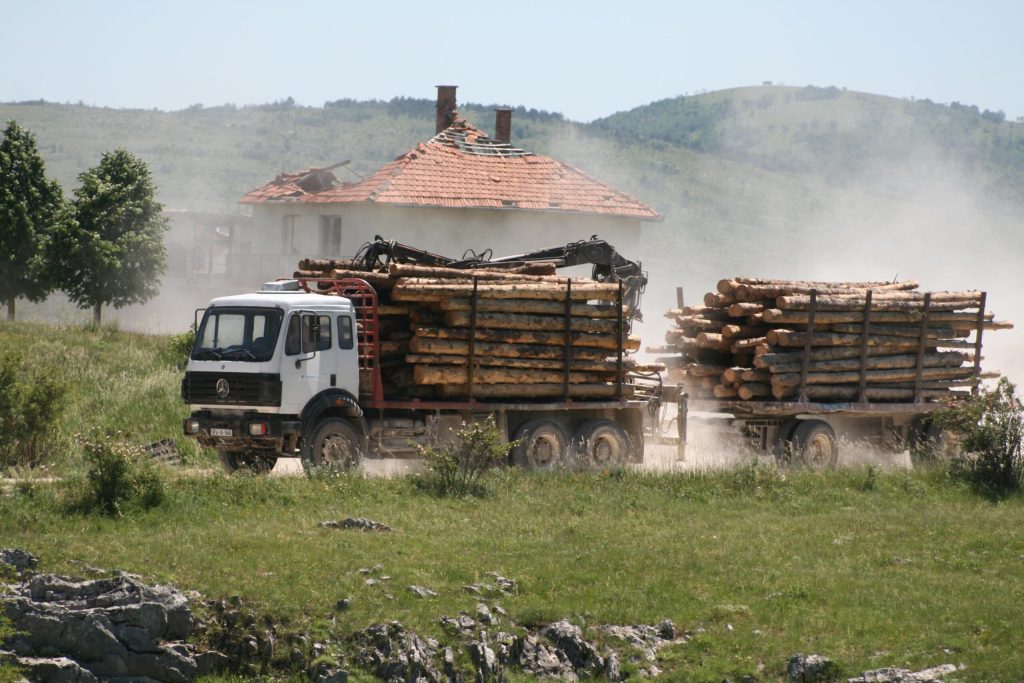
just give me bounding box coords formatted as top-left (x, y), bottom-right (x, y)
top-left (661, 280), bottom-right (1011, 470)
top-left (182, 238), bottom-right (657, 473)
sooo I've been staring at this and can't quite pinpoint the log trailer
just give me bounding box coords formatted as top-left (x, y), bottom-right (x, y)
top-left (181, 239), bottom-right (656, 473)
top-left (659, 283), bottom-right (1009, 469)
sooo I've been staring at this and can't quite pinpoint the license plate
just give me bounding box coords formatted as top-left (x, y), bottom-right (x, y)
top-left (210, 428), bottom-right (233, 437)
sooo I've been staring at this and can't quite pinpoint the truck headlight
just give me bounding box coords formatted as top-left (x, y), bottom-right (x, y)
top-left (184, 419), bottom-right (201, 435)
top-left (248, 422), bottom-right (269, 436)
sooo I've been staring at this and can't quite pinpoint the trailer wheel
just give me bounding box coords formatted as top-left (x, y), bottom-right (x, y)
top-left (307, 418), bottom-right (362, 471)
top-left (218, 449), bottom-right (277, 474)
top-left (511, 420), bottom-right (569, 470)
top-left (908, 417), bottom-right (951, 465)
top-left (573, 419), bottom-right (633, 468)
top-left (771, 419), bottom-right (802, 463)
top-left (792, 420), bottom-right (838, 471)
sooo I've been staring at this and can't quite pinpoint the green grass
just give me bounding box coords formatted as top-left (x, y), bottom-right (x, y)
top-left (3, 466), bottom-right (1023, 681)
top-left (3, 322), bottom-right (1023, 680)
top-left (0, 321), bottom-right (208, 473)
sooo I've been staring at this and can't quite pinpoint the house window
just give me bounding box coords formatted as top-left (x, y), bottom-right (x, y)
top-left (319, 215), bottom-right (342, 256)
top-left (282, 215), bottom-right (299, 254)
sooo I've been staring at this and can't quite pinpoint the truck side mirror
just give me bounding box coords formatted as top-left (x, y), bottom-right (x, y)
top-left (300, 313), bottom-right (320, 355)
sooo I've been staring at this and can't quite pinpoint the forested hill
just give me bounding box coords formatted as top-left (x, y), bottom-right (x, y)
top-left (3, 85), bottom-right (1022, 214)
top-left (593, 85), bottom-right (1022, 191)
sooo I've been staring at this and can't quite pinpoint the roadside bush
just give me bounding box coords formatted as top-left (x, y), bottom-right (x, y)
top-left (0, 352), bottom-right (64, 470)
top-left (166, 326), bottom-right (196, 368)
top-left (937, 378), bottom-right (1023, 494)
top-left (417, 418), bottom-right (510, 496)
top-left (66, 433), bottom-right (166, 516)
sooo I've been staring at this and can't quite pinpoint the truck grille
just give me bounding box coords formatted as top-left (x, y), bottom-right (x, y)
top-left (182, 372), bottom-right (282, 407)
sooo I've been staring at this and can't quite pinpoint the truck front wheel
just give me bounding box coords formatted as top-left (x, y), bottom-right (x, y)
top-left (218, 449), bottom-right (277, 474)
top-left (307, 418), bottom-right (362, 471)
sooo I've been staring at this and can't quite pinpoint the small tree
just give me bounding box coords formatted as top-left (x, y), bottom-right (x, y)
top-left (51, 149), bottom-right (168, 324)
top-left (0, 120), bottom-right (67, 320)
top-left (937, 378), bottom-right (1023, 493)
top-left (417, 418), bottom-right (510, 496)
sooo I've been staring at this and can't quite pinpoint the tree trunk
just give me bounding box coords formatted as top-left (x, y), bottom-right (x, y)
top-left (441, 298), bottom-right (624, 318)
top-left (759, 351), bottom-right (969, 374)
top-left (828, 323), bottom-right (968, 339)
top-left (734, 281), bottom-right (919, 300)
top-left (412, 365), bottom-right (614, 386)
top-left (754, 345), bottom-right (924, 366)
top-left (93, 302), bottom-right (102, 326)
top-left (413, 326), bottom-right (640, 351)
top-left (713, 384), bottom-right (739, 398)
top-left (6, 296), bottom-right (14, 322)
top-left (388, 263), bottom-right (558, 279)
top-left (436, 382), bottom-right (623, 399)
top-left (766, 330), bottom-right (968, 349)
top-left (393, 280), bottom-right (620, 302)
top-left (443, 311), bottom-right (620, 334)
top-left (776, 292), bottom-right (983, 312)
top-left (404, 353), bottom-right (621, 372)
top-left (771, 365), bottom-right (979, 389)
top-left (738, 382), bottom-right (773, 400)
top-left (763, 308), bottom-right (996, 325)
top-left (772, 384), bottom-right (969, 401)
top-left (408, 337), bottom-right (608, 360)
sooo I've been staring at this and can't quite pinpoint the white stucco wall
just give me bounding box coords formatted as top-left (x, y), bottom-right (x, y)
top-left (244, 202), bottom-right (647, 280)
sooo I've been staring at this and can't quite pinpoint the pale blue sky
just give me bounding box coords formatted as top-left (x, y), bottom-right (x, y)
top-left (2, 0), bottom-right (1021, 122)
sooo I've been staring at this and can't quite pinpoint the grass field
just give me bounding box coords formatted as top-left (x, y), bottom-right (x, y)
top-left (2, 322), bottom-right (1022, 681)
top-left (2, 466), bottom-right (1023, 681)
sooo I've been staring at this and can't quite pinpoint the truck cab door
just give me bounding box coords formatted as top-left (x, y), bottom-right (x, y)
top-left (280, 311), bottom-right (331, 410)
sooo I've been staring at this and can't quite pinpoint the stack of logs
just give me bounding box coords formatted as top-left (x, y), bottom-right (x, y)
top-left (652, 278), bottom-right (1012, 403)
top-left (295, 258), bottom-right (654, 400)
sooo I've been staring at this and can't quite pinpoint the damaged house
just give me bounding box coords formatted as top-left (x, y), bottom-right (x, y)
top-left (238, 86), bottom-right (659, 279)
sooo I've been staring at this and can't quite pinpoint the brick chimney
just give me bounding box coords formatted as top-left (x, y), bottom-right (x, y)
top-left (494, 108), bottom-right (513, 143)
top-left (435, 85), bottom-right (457, 134)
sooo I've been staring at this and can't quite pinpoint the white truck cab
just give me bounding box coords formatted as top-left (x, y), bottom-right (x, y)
top-left (182, 280), bottom-right (364, 471)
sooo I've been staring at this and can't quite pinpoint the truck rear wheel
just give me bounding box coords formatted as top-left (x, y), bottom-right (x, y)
top-left (792, 420), bottom-right (838, 471)
top-left (573, 419), bottom-right (633, 468)
top-left (511, 420), bottom-right (569, 470)
top-left (218, 449), bottom-right (277, 474)
top-left (307, 418), bottom-right (362, 471)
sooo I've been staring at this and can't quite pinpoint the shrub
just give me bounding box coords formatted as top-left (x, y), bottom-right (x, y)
top-left (0, 352), bottom-right (64, 470)
top-left (417, 418), bottom-right (510, 496)
top-left (69, 433), bottom-right (166, 516)
top-left (937, 378), bottom-right (1023, 493)
top-left (167, 326), bottom-right (196, 368)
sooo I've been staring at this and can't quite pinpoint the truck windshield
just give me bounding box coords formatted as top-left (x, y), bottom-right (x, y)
top-left (191, 308), bottom-right (284, 362)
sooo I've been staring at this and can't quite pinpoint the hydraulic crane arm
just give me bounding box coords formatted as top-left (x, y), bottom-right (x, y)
top-left (351, 235), bottom-right (647, 321)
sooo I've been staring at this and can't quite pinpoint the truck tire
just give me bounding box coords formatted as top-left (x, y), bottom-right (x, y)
top-left (791, 420), bottom-right (839, 471)
top-left (218, 449), bottom-right (277, 474)
top-left (307, 418), bottom-right (362, 471)
top-left (771, 419), bottom-right (802, 463)
top-left (908, 417), bottom-right (949, 465)
top-left (573, 419), bottom-right (633, 468)
top-left (511, 419), bottom-right (569, 470)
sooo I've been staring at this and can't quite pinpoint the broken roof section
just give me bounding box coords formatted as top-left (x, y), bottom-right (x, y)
top-left (241, 115), bottom-right (660, 220)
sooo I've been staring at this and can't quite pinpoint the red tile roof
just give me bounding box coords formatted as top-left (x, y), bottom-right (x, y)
top-left (241, 116), bottom-right (659, 220)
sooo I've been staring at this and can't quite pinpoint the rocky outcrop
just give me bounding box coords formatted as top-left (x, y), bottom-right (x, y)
top-left (320, 518), bottom-right (393, 532)
top-left (350, 621), bottom-right (443, 683)
top-left (847, 664), bottom-right (959, 683)
top-left (0, 569), bottom-right (227, 683)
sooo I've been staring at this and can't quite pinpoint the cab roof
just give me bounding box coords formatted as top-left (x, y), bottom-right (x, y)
top-left (206, 290), bottom-right (355, 313)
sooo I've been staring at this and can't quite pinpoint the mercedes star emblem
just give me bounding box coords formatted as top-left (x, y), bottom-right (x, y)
top-left (216, 378), bottom-right (230, 398)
